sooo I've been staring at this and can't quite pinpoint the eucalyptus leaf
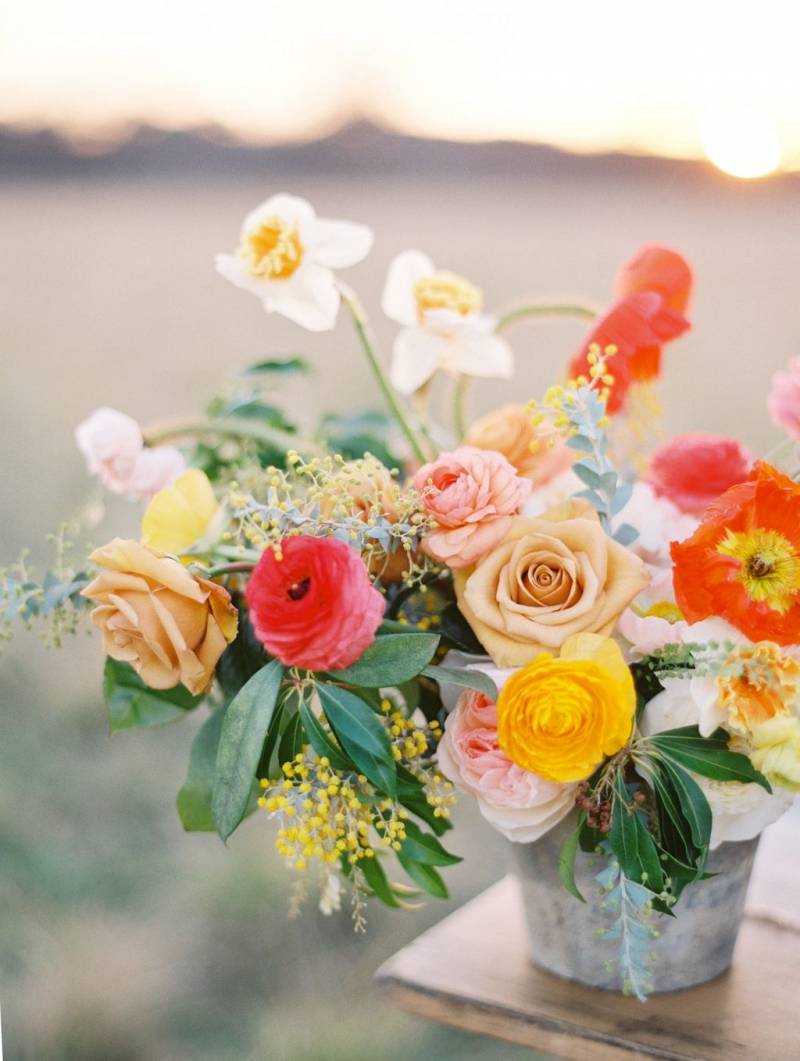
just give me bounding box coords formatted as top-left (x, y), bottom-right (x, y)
top-left (212, 659), bottom-right (283, 841)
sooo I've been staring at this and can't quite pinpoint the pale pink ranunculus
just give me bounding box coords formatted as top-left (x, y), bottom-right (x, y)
top-left (75, 407), bottom-right (143, 493)
top-left (768, 358), bottom-right (800, 441)
top-left (414, 446), bottom-right (532, 568)
top-left (437, 689), bottom-right (578, 843)
top-left (125, 446), bottom-right (187, 500)
top-left (75, 406), bottom-right (185, 500)
top-left (646, 433), bottom-right (753, 516)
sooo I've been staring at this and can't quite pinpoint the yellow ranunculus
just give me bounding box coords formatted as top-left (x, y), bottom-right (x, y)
top-left (141, 469), bottom-right (219, 555)
top-left (496, 633), bottom-right (636, 783)
top-left (750, 715), bottom-right (800, 792)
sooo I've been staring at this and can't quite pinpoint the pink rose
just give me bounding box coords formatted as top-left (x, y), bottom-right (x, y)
top-left (768, 358), bottom-right (800, 440)
top-left (75, 406), bottom-right (185, 499)
top-left (414, 446), bottom-right (532, 568)
top-left (646, 433), bottom-right (753, 515)
top-left (76, 407), bottom-right (143, 493)
top-left (437, 689), bottom-right (577, 842)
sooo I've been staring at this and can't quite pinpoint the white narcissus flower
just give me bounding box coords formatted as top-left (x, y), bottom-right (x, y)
top-left (381, 249), bottom-right (513, 394)
top-left (216, 194), bottom-right (373, 332)
top-left (638, 679), bottom-right (793, 848)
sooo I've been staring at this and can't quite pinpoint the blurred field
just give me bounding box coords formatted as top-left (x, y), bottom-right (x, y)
top-left (1, 165), bottom-right (800, 1059)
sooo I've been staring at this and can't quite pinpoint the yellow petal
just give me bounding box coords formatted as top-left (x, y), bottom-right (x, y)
top-left (141, 469), bottom-right (219, 555)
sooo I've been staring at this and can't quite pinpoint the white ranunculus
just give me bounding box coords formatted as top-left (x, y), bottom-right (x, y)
top-left (639, 680), bottom-right (793, 847)
top-left (216, 193), bottom-right (373, 332)
top-left (381, 249), bottom-right (513, 395)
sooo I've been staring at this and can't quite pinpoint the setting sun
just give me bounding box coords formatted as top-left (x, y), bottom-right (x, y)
top-left (701, 104), bottom-right (782, 179)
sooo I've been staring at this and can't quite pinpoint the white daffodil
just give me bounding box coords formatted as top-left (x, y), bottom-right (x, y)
top-left (381, 249), bottom-right (513, 395)
top-left (215, 193), bottom-right (373, 332)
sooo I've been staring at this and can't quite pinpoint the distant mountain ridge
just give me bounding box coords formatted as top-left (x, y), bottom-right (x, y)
top-left (0, 118), bottom-right (789, 184)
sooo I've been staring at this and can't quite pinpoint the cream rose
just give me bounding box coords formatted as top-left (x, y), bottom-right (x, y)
top-left (82, 539), bottom-right (238, 694)
top-left (454, 514), bottom-right (649, 667)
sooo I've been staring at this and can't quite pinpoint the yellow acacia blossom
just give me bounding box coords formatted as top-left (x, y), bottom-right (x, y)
top-left (141, 469), bottom-right (220, 556)
top-left (496, 633), bottom-right (636, 783)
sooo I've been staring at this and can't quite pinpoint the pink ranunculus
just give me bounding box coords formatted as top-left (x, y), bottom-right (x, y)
top-left (437, 689), bottom-right (578, 843)
top-left (646, 433), bottom-right (753, 516)
top-left (768, 358), bottom-right (800, 441)
top-left (245, 535), bottom-right (385, 671)
top-left (75, 407), bottom-right (143, 493)
top-left (414, 446), bottom-right (532, 568)
top-left (125, 446), bottom-right (187, 500)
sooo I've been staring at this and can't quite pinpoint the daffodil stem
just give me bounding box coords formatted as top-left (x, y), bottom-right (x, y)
top-left (452, 374), bottom-right (469, 443)
top-left (341, 291), bottom-right (429, 465)
top-left (496, 301), bottom-right (598, 333)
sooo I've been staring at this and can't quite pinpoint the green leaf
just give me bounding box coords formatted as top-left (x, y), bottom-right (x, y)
top-left (437, 602), bottom-right (486, 655)
top-left (242, 356), bottom-right (310, 377)
top-left (558, 816), bottom-right (586, 902)
top-left (177, 709), bottom-right (226, 832)
top-left (212, 660), bottom-right (284, 840)
top-left (257, 699), bottom-right (286, 780)
top-left (277, 709), bottom-right (306, 768)
top-left (103, 659), bottom-right (202, 733)
top-left (659, 758), bottom-right (712, 853)
top-left (573, 462), bottom-right (603, 489)
top-left (399, 821), bottom-right (462, 866)
top-left (298, 699), bottom-right (353, 772)
top-left (215, 606), bottom-right (268, 702)
top-left (422, 664), bottom-right (498, 701)
top-left (329, 633), bottom-right (440, 687)
top-left (359, 854), bottom-right (402, 907)
top-left (397, 852), bottom-right (449, 899)
top-left (608, 775), bottom-right (664, 892)
top-left (652, 727), bottom-right (772, 792)
top-left (317, 683), bottom-right (397, 796)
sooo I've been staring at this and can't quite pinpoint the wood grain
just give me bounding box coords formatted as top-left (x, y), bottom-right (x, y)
top-left (375, 877), bottom-right (800, 1060)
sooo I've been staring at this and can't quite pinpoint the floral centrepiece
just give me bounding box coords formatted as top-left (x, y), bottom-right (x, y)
top-left (7, 211), bottom-right (800, 1002)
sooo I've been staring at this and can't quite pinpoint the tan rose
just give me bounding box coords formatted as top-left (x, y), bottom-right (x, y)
top-left (82, 539), bottom-right (238, 694)
top-left (465, 403), bottom-right (573, 486)
top-left (454, 515), bottom-right (649, 667)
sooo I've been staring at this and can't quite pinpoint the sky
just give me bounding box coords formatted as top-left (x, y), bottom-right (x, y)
top-left (2, 0), bottom-right (800, 172)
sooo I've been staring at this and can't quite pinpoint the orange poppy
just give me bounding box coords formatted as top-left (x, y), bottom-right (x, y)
top-left (671, 462), bottom-right (800, 645)
top-left (568, 244), bottom-right (692, 413)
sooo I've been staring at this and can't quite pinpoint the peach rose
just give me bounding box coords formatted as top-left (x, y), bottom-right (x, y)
top-left (454, 513), bottom-right (649, 667)
top-left (82, 539), bottom-right (238, 694)
top-left (437, 689), bottom-right (577, 842)
top-left (464, 403), bottom-right (573, 486)
top-left (414, 446), bottom-right (532, 568)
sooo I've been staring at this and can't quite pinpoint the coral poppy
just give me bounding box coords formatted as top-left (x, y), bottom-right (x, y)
top-left (671, 462), bottom-right (800, 644)
top-left (568, 244), bottom-right (692, 413)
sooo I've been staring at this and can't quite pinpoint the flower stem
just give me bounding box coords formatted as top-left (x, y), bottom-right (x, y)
top-left (143, 416), bottom-right (317, 454)
top-left (496, 301), bottom-right (598, 333)
top-left (452, 374), bottom-right (469, 443)
top-left (340, 289), bottom-right (429, 465)
top-left (203, 561), bottom-right (256, 579)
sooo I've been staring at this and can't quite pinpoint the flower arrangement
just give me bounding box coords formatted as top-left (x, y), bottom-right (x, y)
top-left (6, 193), bottom-right (800, 999)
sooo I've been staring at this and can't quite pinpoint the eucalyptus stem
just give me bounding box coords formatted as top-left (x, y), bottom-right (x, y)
top-left (452, 374), bottom-right (469, 443)
top-left (496, 301), bottom-right (598, 333)
top-left (340, 290), bottom-right (428, 465)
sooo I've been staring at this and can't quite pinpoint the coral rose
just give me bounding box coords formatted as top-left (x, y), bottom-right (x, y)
top-left (464, 403), bottom-right (573, 486)
top-left (245, 536), bottom-right (384, 671)
top-left (497, 634), bottom-right (636, 783)
top-left (437, 689), bottom-right (577, 842)
top-left (454, 513), bottom-right (649, 667)
top-left (768, 357), bottom-right (800, 440)
top-left (647, 433), bottom-right (753, 515)
top-left (82, 539), bottom-right (238, 694)
top-left (671, 462), bottom-right (800, 645)
top-left (414, 446), bottom-right (532, 569)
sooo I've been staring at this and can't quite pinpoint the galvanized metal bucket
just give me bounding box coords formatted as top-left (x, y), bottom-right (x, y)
top-left (511, 813), bottom-right (759, 993)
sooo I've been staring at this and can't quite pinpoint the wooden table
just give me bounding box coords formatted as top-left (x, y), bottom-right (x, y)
top-left (375, 875), bottom-right (800, 1060)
